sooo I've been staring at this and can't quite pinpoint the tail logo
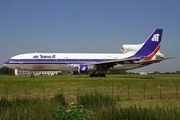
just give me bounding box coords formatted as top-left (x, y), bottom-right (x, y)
top-left (152, 34), bottom-right (160, 42)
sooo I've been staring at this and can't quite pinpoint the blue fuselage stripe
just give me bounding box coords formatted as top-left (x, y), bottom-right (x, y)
top-left (5, 59), bottom-right (140, 65)
top-left (5, 59), bottom-right (114, 64)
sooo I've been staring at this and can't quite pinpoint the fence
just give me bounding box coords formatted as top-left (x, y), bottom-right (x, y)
top-left (0, 83), bottom-right (179, 102)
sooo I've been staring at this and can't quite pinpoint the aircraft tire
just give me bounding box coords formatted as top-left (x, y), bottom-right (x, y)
top-left (90, 74), bottom-right (95, 77)
top-left (101, 74), bottom-right (106, 77)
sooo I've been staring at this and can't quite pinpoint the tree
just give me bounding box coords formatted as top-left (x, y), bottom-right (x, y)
top-left (176, 71), bottom-right (180, 74)
top-left (0, 67), bottom-right (15, 75)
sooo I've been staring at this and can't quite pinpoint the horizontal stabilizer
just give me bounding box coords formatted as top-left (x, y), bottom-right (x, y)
top-left (139, 57), bottom-right (175, 64)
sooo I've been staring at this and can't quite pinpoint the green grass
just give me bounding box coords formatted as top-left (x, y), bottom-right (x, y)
top-left (77, 92), bottom-right (116, 110)
top-left (2, 74), bottom-right (180, 119)
top-left (1, 92), bottom-right (180, 120)
top-left (0, 74), bottom-right (180, 106)
top-left (0, 94), bottom-right (66, 120)
top-left (96, 104), bottom-right (180, 120)
top-left (0, 74), bottom-right (179, 89)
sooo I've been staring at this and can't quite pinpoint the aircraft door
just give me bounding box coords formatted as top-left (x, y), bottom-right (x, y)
top-left (65, 57), bottom-right (70, 64)
top-left (19, 57), bottom-right (23, 64)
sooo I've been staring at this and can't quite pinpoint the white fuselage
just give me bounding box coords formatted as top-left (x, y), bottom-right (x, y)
top-left (4, 52), bottom-right (143, 71)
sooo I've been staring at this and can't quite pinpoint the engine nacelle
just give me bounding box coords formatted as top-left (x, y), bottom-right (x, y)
top-left (121, 43), bottom-right (143, 53)
top-left (78, 65), bottom-right (96, 74)
top-left (71, 65), bottom-right (96, 75)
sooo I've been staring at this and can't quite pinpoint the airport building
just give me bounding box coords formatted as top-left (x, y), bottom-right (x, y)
top-left (15, 69), bottom-right (62, 76)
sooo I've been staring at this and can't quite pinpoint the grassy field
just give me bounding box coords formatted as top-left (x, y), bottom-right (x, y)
top-left (0, 74), bottom-right (180, 107)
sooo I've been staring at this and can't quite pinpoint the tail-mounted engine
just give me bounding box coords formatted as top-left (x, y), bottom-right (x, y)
top-left (121, 44), bottom-right (143, 53)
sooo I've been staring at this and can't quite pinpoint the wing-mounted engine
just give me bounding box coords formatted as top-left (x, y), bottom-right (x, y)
top-left (121, 43), bottom-right (143, 53)
top-left (78, 65), bottom-right (96, 74)
top-left (71, 64), bottom-right (96, 75)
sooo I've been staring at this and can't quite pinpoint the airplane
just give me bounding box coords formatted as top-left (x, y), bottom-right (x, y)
top-left (4, 29), bottom-right (173, 77)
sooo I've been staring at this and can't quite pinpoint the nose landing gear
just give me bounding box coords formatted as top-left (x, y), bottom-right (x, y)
top-left (30, 72), bottom-right (34, 78)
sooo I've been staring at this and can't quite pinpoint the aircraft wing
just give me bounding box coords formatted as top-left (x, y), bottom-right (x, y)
top-left (85, 57), bottom-right (146, 67)
top-left (139, 57), bottom-right (175, 64)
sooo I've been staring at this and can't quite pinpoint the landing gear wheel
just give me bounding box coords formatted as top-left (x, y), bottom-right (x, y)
top-left (90, 74), bottom-right (95, 77)
top-left (90, 73), bottom-right (106, 77)
top-left (100, 74), bottom-right (106, 77)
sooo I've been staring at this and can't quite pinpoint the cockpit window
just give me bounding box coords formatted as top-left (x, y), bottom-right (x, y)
top-left (9, 59), bottom-right (14, 61)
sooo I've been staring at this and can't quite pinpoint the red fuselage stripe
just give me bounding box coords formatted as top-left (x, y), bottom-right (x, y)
top-left (142, 43), bottom-right (161, 61)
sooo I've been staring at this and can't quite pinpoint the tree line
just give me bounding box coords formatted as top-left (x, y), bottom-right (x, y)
top-left (0, 67), bottom-right (15, 75)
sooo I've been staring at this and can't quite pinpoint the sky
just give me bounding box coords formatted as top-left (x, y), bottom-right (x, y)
top-left (0, 0), bottom-right (180, 72)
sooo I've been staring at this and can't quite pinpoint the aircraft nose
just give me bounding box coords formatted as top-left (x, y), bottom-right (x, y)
top-left (4, 61), bottom-right (9, 67)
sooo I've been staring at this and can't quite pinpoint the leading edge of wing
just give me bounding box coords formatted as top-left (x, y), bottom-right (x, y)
top-left (85, 57), bottom-right (147, 67)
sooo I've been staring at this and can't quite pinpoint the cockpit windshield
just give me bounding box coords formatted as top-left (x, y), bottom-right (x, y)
top-left (9, 59), bottom-right (14, 61)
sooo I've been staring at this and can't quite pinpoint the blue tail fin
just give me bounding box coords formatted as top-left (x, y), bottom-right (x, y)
top-left (131, 29), bottom-right (163, 58)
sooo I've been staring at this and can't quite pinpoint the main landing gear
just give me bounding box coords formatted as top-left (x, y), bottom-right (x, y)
top-left (90, 73), bottom-right (106, 77)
